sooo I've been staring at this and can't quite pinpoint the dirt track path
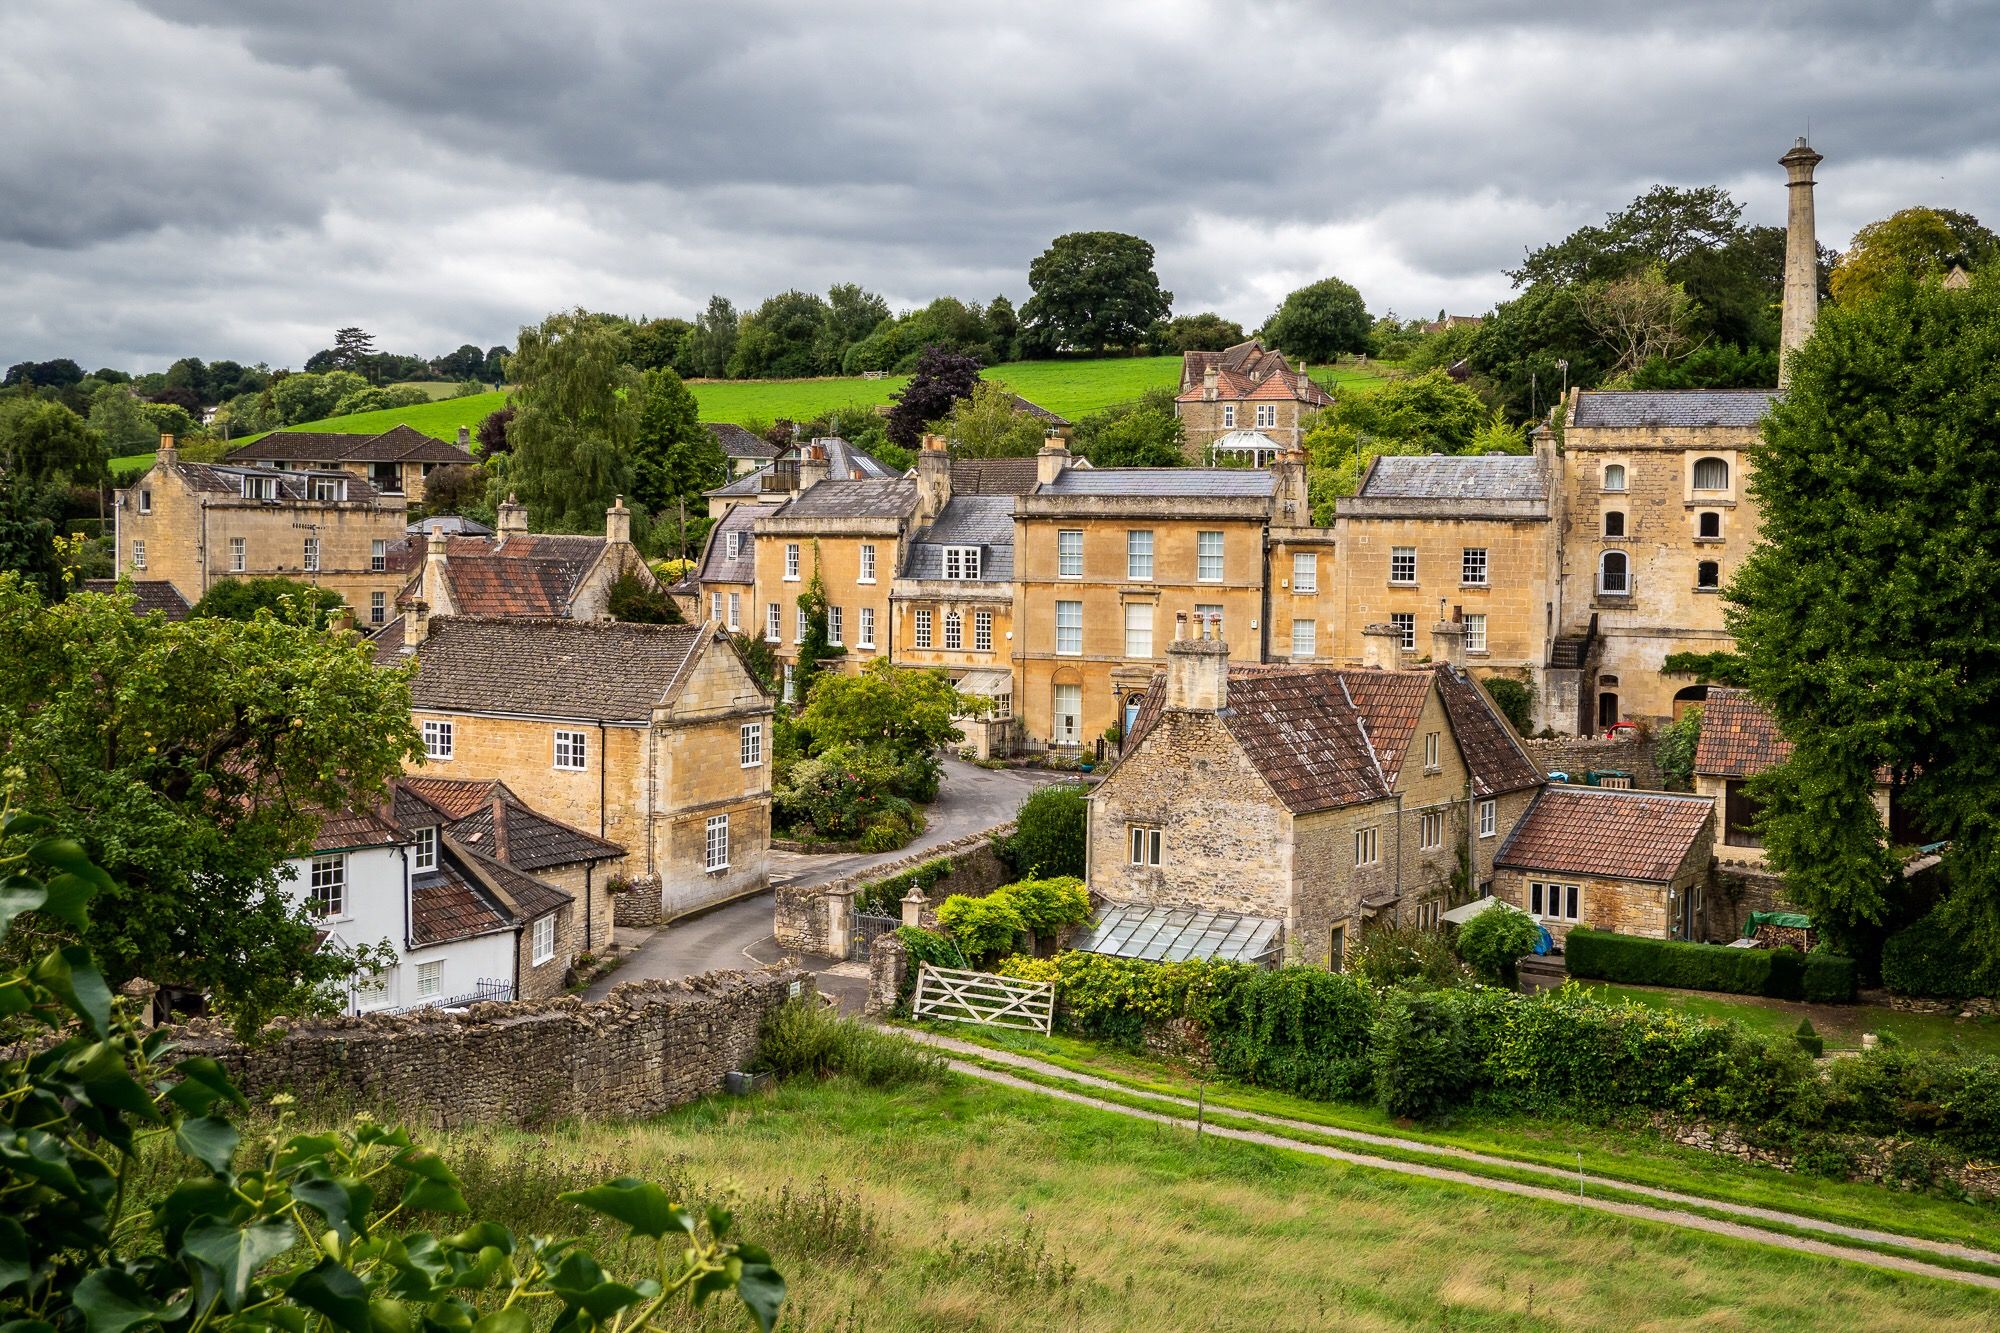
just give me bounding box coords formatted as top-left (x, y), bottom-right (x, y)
top-left (902, 1029), bottom-right (2000, 1291)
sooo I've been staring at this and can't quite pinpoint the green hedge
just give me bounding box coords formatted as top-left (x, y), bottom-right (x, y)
top-left (856, 856), bottom-right (956, 915)
top-left (1564, 928), bottom-right (1855, 1003)
top-left (1881, 908), bottom-right (2000, 1001)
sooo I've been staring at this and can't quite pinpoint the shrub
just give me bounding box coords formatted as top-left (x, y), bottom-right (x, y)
top-left (935, 893), bottom-right (1025, 966)
top-left (894, 926), bottom-right (967, 1009)
top-left (856, 856), bottom-right (955, 915)
top-left (1195, 966), bottom-right (1377, 1101)
top-left (1803, 951), bottom-right (1858, 1003)
top-left (995, 875), bottom-right (1092, 948)
top-left (1372, 991), bottom-right (1473, 1120)
top-left (1347, 923), bottom-right (1467, 990)
top-left (1003, 952), bottom-right (1229, 1047)
top-left (1655, 705), bottom-right (1701, 791)
top-left (1481, 677), bottom-right (1534, 736)
top-left (1564, 929), bottom-right (1826, 1001)
top-left (1453, 903), bottom-right (1540, 986)
top-left (756, 998), bottom-right (947, 1088)
top-left (858, 817), bottom-right (913, 853)
top-left (1003, 782), bottom-right (1088, 878)
top-left (606, 568), bottom-right (683, 623)
top-left (1794, 1017), bottom-right (1824, 1058)
top-left (1881, 907), bottom-right (2000, 1000)
top-left (420, 461), bottom-right (485, 513)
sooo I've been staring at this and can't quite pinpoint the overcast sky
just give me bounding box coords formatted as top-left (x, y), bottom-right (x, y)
top-left (5, 1), bottom-right (1997, 372)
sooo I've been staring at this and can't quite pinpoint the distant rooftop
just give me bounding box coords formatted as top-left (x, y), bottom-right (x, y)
top-left (1038, 467), bottom-right (1275, 498)
top-left (1358, 454), bottom-right (1548, 502)
top-left (1572, 390), bottom-right (1778, 429)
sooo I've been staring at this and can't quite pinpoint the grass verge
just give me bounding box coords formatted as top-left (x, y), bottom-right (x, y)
top-left (1577, 980), bottom-right (2000, 1054)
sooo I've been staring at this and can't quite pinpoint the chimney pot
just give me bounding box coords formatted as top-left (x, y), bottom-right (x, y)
top-left (1164, 624), bottom-right (1230, 712)
top-left (496, 492), bottom-right (528, 535)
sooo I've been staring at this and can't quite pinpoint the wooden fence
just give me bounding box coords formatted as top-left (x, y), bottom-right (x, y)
top-left (910, 964), bottom-right (1054, 1033)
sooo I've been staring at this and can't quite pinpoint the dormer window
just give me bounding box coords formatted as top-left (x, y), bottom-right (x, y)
top-left (413, 825), bottom-right (437, 872)
top-left (241, 475), bottom-right (277, 500)
top-left (725, 530), bottom-right (743, 559)
top-left (943, 546), bottom-right (981, 580)
top-left (311, 476), bottom-right (345, 502)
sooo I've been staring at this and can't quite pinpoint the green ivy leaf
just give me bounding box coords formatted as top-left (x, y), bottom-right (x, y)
top-left (287, 1259), bottom-right (373, 1333)
top-left (391, 1146), bottom-right (457, 1185)
top-left (294, 1177), bottom-right (375, 1242)
top-left (175, 1116), bottom-right (240, 1175)
top-left (704, 1204), bottom-right (733, 1241)
top-left (32, 946), bottom-right (111, 1037)
top-left (26, 837), bottom-right (116, 894)
top-left (557, 1179), bottom-right (692, 1239)
top-left (399, 1175), bottom-right (467, 1215)
top-left (0, 877), bottom-right (48, 944)
top-left (366, 1297), bottom-right (414, 1333)
top-left (183, 1220), bottom-right (295, 1311)
top-left (1, 1318), bottom-right (59, 1333)
top-left (439, 1223), bottom-right (510, 1256)
top-left (156, 1178), bottom-right (238, 1250)
top-left (166, 1058), bottom-right (245, 1115)
top-left (73, 1268), bottom-right (166, 1333)
top-left (35, 872), bottom-right (98, 930)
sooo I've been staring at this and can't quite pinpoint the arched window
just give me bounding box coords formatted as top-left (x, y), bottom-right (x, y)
top-left (1697, 511), bottom-right (1721, 539)
top-left (1599, 550), bottom-right (1629, 595)
top-left (1693, 456), bottom-right (1729, 491)
top-left (1697, 560), bottom-right (1720, 589)
top-left (1604, 511), bottom-right (1625, 538)
top-left (1603, 463), bottom-right (1627, 492)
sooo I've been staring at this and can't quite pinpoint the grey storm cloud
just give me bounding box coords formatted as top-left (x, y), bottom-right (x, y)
top-left (5, 0), bottom-right (1999, 369)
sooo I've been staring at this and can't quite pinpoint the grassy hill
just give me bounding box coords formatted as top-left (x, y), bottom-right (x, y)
top-left (118, 356), bottom-right (1395, 470)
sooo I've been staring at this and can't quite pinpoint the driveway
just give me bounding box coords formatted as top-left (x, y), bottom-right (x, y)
top-left (584, 757), bottom-right (1071, 1004)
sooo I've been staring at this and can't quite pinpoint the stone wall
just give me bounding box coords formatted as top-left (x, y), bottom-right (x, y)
top-left (863, 932), bottom-right (907, 1017)
top-left (1521, 733), bottom-right (1664, 790)
top-left (612, 874), bottom-right (665, 928)
top-left (774, 823), bottom-right (1014, 958)
top-left (167, 968), bottom-right (809, 1129)
top-left (1653, 1114), bottom-right (1999, 1204)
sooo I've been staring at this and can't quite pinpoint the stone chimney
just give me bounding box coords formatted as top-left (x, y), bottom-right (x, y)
top-left (1430, 618), bottom-right (1465, 669)
top-left (1202, 362), bottom-right (1219, 402)
top-left (496, 492), bottom-right (528, 535)
top-left (456, 425), bottom-right (472, 450)
top-left (1163, 612), bottom-right (1230, 712)
top-left (799, 441), bottom-right (831, 492)
top-left (403, 597), bottom-right (431, 650)
top-left (915, 433), bottom-right (952, 524)
top-left (1271, 447), bottom-right (1310, 526)
top-left (1036, 435), bottom-right (1072, 487)
top-left (1361, 623), bottom-right (1402, 670)
top-left (1778, 136), bottom-right (1824, 389)
top-left (605, 495), bottom-right (631, 545)
top-left (157, 433), bottom-right (177, 466)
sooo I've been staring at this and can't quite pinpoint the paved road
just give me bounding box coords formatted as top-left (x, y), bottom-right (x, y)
top-left (585, 757), bottom-right (1068, 1000)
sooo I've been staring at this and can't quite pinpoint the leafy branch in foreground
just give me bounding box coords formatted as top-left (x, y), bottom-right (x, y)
top-left (0, 807), bottom-right (784, 1333)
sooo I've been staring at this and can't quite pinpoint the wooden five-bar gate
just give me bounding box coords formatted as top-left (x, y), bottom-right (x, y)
top-left (910, 964), bottom-right (1054, 1033)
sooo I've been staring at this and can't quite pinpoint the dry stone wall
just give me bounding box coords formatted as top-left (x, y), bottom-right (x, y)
top-left (1521, 733), bottom-right (1664, 790)
top-left (775, 823), bottom-right (1014, 958)
top-left (167, 968), bottom-right (808, 1129)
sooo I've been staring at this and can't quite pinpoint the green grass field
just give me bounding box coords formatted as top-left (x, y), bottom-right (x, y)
top-left (414, 1075), bottom-right (1996, 1331)
top-left (1578, 981), bottom-right (2000, 1054)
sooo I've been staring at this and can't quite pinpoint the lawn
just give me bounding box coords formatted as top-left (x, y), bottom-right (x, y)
top-left (1577, 981), bottom-right (2000, 1055)
top-left (416, 1075), bottom-right (1996, 1331)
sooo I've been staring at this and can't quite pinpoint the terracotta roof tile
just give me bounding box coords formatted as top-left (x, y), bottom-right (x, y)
top-left (313, 807), bottom-right (406, 853)
top-left (1339, 670), bottom-right (1432, 785)
top-left (1433, 666), bottom-right (1544, 797)
top-left (410, 869), bottom-right (513, 945)
top-left (1692, 687), bottom-right (1793, 779)
top-left (435, 533), bottom-right (608, 617)
top-left (84, 579), bottom-right (191, 620)
top-left (1496, 787), bottom-right (1714, 883)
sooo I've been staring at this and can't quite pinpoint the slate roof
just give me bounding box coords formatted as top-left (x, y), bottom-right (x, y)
top-left (176, 461), bottom-right (385, 504)
top-left (696, 503), bottom-right (760, 585)
top-left (368, 617), bottom-right (409, 667)
top-left (403, 777), bottom-right (624, 872)
top-left (706, 438), bottom-right (898, 498)
top-left (1037, 468), bottom-right (1275, 498)
top-left (947, 456), bottom-right (1043, 496)
top-left (771, 478), bottom-right (916, 520)
top-left (409, 870), bottom-right (513, 946)
top-left (1358, 455), bottom-right (1549, 502)
top-left (1432, 666), bottom-right (1544, 797)
top-left (1571, 390), bottom-right (1777, 429)
top-left (903, 496), bottom-right (1016, 580)
top-left (1497, 786), bottom-right (1713, 882)
top-left (1692, 687), bottom-right (1793, 779)
top-left (412, 617), bottom-right (702, 721)
top-left (1008, 395), bottom-right (1072, 428)
top-left (709, 423), bottom-right (778, 460)
top-left (84, 579), bottom-right (191, 620)
top-left (427, 533), bottom-right (610, 617)
top-left (229, 425), bottom-right (473, 467)
top-left (408, 515), bottom-right (494, 537)
top-left (461, 845), bottom-right (574, 922)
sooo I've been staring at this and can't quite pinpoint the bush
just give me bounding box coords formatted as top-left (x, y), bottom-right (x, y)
top-left (1881, 907), bottom-right (2000, 1000)
top-left (935, 893), bottom-right (1025, 966)
top-left (1803, 951), bottom-right (1858, 1003)
top-left (1794, 1017), bottom-right (1824, 1058)
top-left (1347, 923), bottom-right (1467, 990)
top-left (994, 875), bottom-right (1092, 947)
top-left (1480, 677), bottom-right (1534, 736)
top-left (1565, 929), bottom-right (1826, 1001)
top-left (1002, 782), bottom-right (1088, 878)
top-left (1453, 903), bottom-right (1540, 986)
top-left (856, 856), bottom-right (955, 915)
top-left (1372, 991), bottom-right (1473, 1120)
top-left (756, 998), bottom-right (947, 1087)
top-left (1195, 966), bottom-right (1377, 1101)
top-left (1655, 705), bottom-right (1701, 791)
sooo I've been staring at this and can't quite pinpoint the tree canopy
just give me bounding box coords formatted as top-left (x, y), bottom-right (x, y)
top-left (0, 575), bottom-right (421, 1029)
top-left (1262, 276), bottom-right (1372, 362)
top-left (1070, 387), bottom-right (1186, 467)
top-left (798, 657), bottom-right (978, 759)
top-left (1020, 231), bottom-right (1172, 354)
top-left (1728, 273), bottom-right (2000, 963)
top-left (1830, 207), bottom-right (2000, 305)
top-left (630, 366), bottom-right (725, 518)
top-left (506, 308), bottom-right (637, 531)
top-left (934, 381), bottom-right (1048, 459)
top-left (0, 398), bottom-right (102, 489)
top-left (1298, 369), bottom-right (1519, 522)
top-left (886, 346), bottom-right (982, 447)
top-left (191, 576), bottom-right (346, 627)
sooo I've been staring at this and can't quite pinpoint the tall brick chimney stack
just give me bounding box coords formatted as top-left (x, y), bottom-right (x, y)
top-left (1202, 362), bottom-right (1219, 402)
top-left (798, 441), bottom-right (831, 492)
top-left (1164, 611), bottom-right (1230, 712)
top-left (1778, 136), bottom-right (1824, 389)
top-left (605, 495), bottom-right (632, 545)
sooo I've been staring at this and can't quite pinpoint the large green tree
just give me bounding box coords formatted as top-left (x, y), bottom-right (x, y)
top-left (690, 295), bottom-right (739, 378)
top-left (0, 575), bottom-right (421, 1027)
top-left (1298, 369), bottom-right (1514, 521)
top-left (814, 283), bottom-right (891, 373)
top-left (728, 289), bottom-right (831, 378)
top-left (630, 366), bottom-right (726, 531)
top-left (797, 657), bottom-right (978, 759)
top-left (1070, 386), bottom-right (1186, 467)
top-left (1020, 231), bottom-right (1172, 354)
top-left (934, 381), bottom-right (1048, 458)
top-left (1728, 274), bottom-right (2000, 962)
top-left (507, 308), bottom-right (637, 530)
top-left (1830, 206), bottom-right (2000, 305)
top-left (0, 398), bottom-right (102, 489)
top-left (1262, 276), bottom-right (1371, 362)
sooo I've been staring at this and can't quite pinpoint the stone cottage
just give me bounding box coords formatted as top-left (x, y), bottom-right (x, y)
top-left (1174, 338), bottom-right (1333, 460)
top-left (1491, 785), bottom-right (1717, 944)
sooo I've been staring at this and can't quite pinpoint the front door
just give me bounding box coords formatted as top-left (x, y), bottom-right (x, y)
top-left (1052, 684), bottom-right (1081, 746)
top-left (1597, 692), bottom-right (1619, 730)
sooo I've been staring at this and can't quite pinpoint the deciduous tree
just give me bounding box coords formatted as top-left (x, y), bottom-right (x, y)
top-left (1262, 276), bottom-right (1371, 362)
top-left (934, 381), bottom-right (1048, 458)
top-left (1020, 231), bottom-right (1173, 354)
top-left (1071, 387), bottom-right (1185, 467)
top-left (1830, 206), bottom-right (2000, 305)
top-left (691, 295), bottom-right (739, 379)
top-left (0, 398), bottom-right (102, 488)
top-left (506, 309), bottom-right (637, 531)
top-left (630, 366), bottom-right (726, 529)
top-left (886, 346), bottom-right (982, 447)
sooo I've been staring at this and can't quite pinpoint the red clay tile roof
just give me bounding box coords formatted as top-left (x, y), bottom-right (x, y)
top-left (402, 777), bottom-right (625, 871)
top-left (410, 870), bottom-right (513, 946)
top-left (312, 807), bottom-right (406, 853)
top-left (435, 533), bottom-right (609, 617)
top-left (1693, 687), bottom-right (1794, 779)
top-left (1432, 666), bottom-right (1544, 797)
top-left (1339, 670), bottom-right (1433, 785)
top-left (84, 579), bottom-right (191, 620)
top-left (1175, 339), bottom-right (1331, 408)
top-left (1496, 787), bottom-right (1714, 883)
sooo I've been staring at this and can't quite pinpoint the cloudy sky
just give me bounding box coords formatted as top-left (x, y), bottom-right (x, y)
top-left (5, 1), bottom-right (1996, 372)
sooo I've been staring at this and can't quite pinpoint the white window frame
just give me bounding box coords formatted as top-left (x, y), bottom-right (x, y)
top-left (858, 543), bottom-right (876, 583)
top-left (553, 729), bottom-right (587, 772)
top-left (1292, 552), bottom-right (1317, 593)
top-left (781, 663), bottom-right (795, 703)
top-left (973, 609), bottom-right (992, 652)
top-left (783, 543), bottom-right (800, 581)
top-left (858, 606), bottom-right (876, 649)
top-left (1126, 530), bottom-right (1154, 581)
top-left (413, 825), bottom-right (437, 872)
top-left (138, 488), bottom-right (152, 514)
top-left (229, 536), bottom-right (245, 572)
top-left (131, 539), bottom-right (146, 570)
top-left (725, 530), bottom-right (742, 559)
top-left (766, 603), bottom-right (781, 642)
top-left (1424, 730), bottom-right (1441, 771)
top-left (705, 814), bottom-right (730, 872)
top-left (1389, 546), bottom-right (1416, 585)
top-left (991, 692), bottom-right (1012, 720)
top-left (1391, 612), bottom-right (1416, 650)
top-left (1057, 529), bottom-right (1084, 578)
top-left (1603, 463), bottom-right (1627, 492)
top-left (371, 539), bottom-right (387, 573)
top-left (1291, 618), bottom-right (1316, 659)
top-left (1461, 547), bottom-right (1488, 587)
top-left (1123, 602), bottom-right (1153, 659)
top-left (944, 546), bottom-right (982, 580)
top-left (942, 611), bottom-right (962, 650)
top-left (1479, 799), bottom-right (1497, 839)
top-left (740, 722), bottom-right (762, 768)
top-left (1464, 613), bottom-right (1487, 654)
top-left (311, 476), bottom-right (343, 502)
top-left (532, 913), bottom-right (557, 964)
top-left (303, 537), bottom-right (319, 573)
top-left (422, 719), bottom-right (454, 761)
top-left (1530, 880), bottom-right (1581, 922)
top-left (710, 592), bottom-right (722, 624)
top-left (796, 605), bottom-right (809, 643)
top-left (727, 592), bottom-right (741, 631)
top-left (370, 591), bottom-right (386, 625)
top-left (1052, 683), bottom-right (1082, 745)
top-left (1419, 811), bottom-right (1443, 850)
top-left (828, 605), bottom-right (843, 645)
top-left (1599, 550), bottom-right (1631, 596)
top-left (1255, 403), bottom-right (1277, 429)
top-left (1196, 531), bottom-right (1224, 583)
top-left (416, 960), bottom-right (443, 998)
top-left (310, 854), bottom-right (346, 918)
top-left (1128, 824), bottom-right (1162, 867)
top-left (1194, 604), bottom-right (1223, 634)
top-left (1055, 600), bottom-right (1083, 656)
top-left (914, 608), bottom-right (932, 649)
top-left (353, 967), bottom-right (394, 1011)
top-left (1221, 404), bottom-right (1235, 429)
top-left (1354, 827), bottom-right (1379, 867)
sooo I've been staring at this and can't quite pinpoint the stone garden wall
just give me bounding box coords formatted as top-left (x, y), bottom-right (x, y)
top-left (1521, 733), bottom-right (1664, 790)
top-left (774, 823), bottom-right (1014, 959)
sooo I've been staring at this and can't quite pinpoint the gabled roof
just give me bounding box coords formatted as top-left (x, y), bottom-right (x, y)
top-left (411, 617), bottom-right (704, 722)
top-left (1036, 468), bottom-right (1275, 498)
top-left (312, 807), bottom-right (406, 853)
top-left (1338, 669), bottom-right (1433, 785)
top-left (1496, 786), bottom-right (1714, 883)
top-left (947, 456), bottom-right (1043, 496)
top-left (770, 478), bottom-right (916, 520)
top-left (903, 496), bottom-right (1015, 580)
top-left (1432, 666), bottom-right (1544, 797)
top-left (423, 533), bottom-right (611, 617)
top-left (400, 777), bottom-right (624, 872)
top-left (1692, 687), bottom-right (1794, 779)
top-left (228, 425), bottom-right (474, 467)
top-left (696, 502), bottom-right (760, 585)
top-left (1176, 339), bottom-right (1332, 408)
top-left (1008, 395), bottom-right (1071, 428)
top-left (1571, 390), bottom-right (1778, 429)
top-left (1357, 455), bottom-right (1549, 503)
top-left (708, 423), bottom-right (779, 460)
top-left (173, 461), bottom-right (386, 504)
top-left (84, 579), bottom-right (191, 620)
top-left (705, 437), bottom-right (898, 498)
top-left (368, 616), bottom-right (408, 667)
